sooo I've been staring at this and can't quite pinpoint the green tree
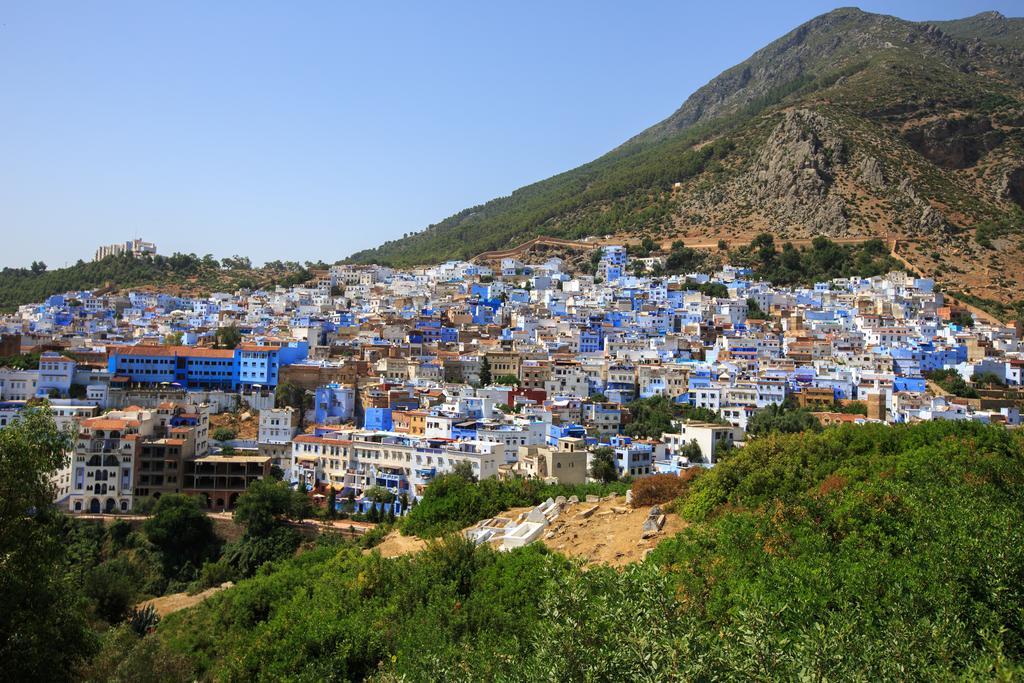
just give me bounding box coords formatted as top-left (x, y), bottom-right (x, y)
top-left (163, 331), bottom-right (184, 346)
top-left (622, 395), bottom-right (723, 438)
top-left (326, 488), bottom-right (337, 519)
top-left (452, 461), bottom-right (478, 483)
top-left (233, 479), bottom-right (307, 537)
top-left (222, 479), bottom-right (308, 577)
top-left (590, 446), bottom-right (619, 483)
top-left (746, 297), bottom-right (769, 320)
top-left (479, 356), bottom-right (492, 386)
top-left (220, 255), bottom-right (252, 270)
top-left (746, 402), bottom-right (822, 437)
top-left (214, 324), bottom-right (242, 350)
top-left (973, 372), bottom-right (1006, 388)
top-left (83, 560), bottom-right (136, 623)
top-left (680, 439), bottom-right (704, 462)
top-left (926, 369), bottom-right (980, 398)
top-left (0, 408), bottom-right (94, 680)
top-left (143, 494), bottom-right (219, 579)
top-left (665, 246), bottom-right (704, 274)
top-left (494, 374), bottom-right (520, 386)
top-left (274, 381), bottom-right (312, 429)
top-left (77, 625), bottom-right (194, 682)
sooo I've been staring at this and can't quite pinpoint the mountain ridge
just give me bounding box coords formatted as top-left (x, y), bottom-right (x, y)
top-left (347, 7), bottom-right (1024, 304)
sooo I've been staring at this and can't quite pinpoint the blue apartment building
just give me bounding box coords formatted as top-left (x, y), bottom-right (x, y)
top-left (108, 341), bottom-right (308, 390)
top-left (600, 245), bottom-right (627, 281)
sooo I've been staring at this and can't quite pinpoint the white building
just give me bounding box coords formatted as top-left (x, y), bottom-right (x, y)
top-left (663, 421), bottom-right (743, 465)
top-left (68, 408), bottom-right (157, 513)
top-left (291, 430), bottom-right (504, 500)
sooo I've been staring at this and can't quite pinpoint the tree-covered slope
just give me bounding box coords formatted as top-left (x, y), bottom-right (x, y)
top-left (347, 9), bottom-right (1024, 302)
top-left (143, 421), bottom-right (1024, 680)
top-left (0, 254), bottom-right (312, 310)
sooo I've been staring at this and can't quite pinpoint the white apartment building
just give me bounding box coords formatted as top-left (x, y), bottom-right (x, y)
top-left (291, 430), bottom-right (504, 499)
top-left (0, 368), bottom-right (39, 400)
top-left (663, 421), bottom-right (743, 465)
top-left (68, 408), bottom-right (157, 513)
top-left (259, 407), bottom-right (297, 444)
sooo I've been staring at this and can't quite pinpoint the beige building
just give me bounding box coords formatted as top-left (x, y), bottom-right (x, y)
top-left (485, 350), bottom-right (522, 381)
top-left (509, 437), bottom-right (588, 484)
top-left (69, 407), bottom-right (158, 513)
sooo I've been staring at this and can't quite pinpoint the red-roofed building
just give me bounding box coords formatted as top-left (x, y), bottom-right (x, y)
top-left (69, 408), bottom-right (158, 514)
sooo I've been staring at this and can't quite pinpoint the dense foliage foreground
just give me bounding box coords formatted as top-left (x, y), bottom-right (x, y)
top-left (138, 421), bottom-right (1024, 681)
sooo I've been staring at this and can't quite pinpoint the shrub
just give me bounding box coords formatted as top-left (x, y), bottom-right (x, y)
top-left (192, 559), bottom-right (237, 592)
top-left (151, 421), bottom-right (1024, 680)
top-left (77, 625), bottom-right (193, 682)
top-left (143, 494), bottom-right (220, 579)
top-left (211, 426), bottom-right (237, 442)
top-left (630, 474), bottom-right (687, 507)
top-left (126, 604), bottom-right (160, 637)
top-left (84, 559), bottom-right (137, 623)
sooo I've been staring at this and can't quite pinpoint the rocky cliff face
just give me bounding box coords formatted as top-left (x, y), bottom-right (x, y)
top-left (750, 110), bottom-right (849, 235)
top-left (902, 115), bottom-right (1005, 169)
top-left (1004, 167), bottom-right (1024, 208)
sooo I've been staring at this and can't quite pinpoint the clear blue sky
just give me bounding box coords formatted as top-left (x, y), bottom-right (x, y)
top-left (1, 1), bottom-right (1018, 268)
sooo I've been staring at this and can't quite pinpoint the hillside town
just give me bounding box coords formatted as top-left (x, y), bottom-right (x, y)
top-left (1, 243), bottom-right (1021, 516)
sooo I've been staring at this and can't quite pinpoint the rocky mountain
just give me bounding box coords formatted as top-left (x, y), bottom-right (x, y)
top-left (347, 8), bottom-right (1024, 304)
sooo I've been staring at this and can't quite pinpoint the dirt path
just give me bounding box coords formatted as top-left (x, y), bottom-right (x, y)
top-left (138, 583), bottom-right (234, 618)
top-left (472, 236), bottom-right (598, 262)
top-left (370, 531), bottom-right (428, 558)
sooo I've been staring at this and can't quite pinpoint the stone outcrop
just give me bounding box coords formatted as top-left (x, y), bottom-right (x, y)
top-left (918, 205), bottom-right (950, 234)
top-left (1000, 167), bottom-right (1024, 210)
top-left (749, 109), bottom-right (850, 235)
top-left (858, 155), bottom-right (886, 188)
top-left (901, 115), bottom-right (1004, 169)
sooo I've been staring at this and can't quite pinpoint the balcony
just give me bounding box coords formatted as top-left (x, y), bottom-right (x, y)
top-left (414, 467), bottom-right (436, 480)
top-left (83, 439), bottom-right (120, 454)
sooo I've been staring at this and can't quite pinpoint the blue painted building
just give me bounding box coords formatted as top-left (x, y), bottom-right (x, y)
top-left (314, 383), bottom-right (355, 424)
top-left (546, 422), bottom-right (587, 446)
top-left (600, 245), bottom-right (627, 281)
top-left (108, 341), bottom-right (308, 390)
top-left (363, 408), bottom-right (394, 431)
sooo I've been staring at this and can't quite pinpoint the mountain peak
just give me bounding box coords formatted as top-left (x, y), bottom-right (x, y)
top-left (348, 9), bottom-right (1024, 305)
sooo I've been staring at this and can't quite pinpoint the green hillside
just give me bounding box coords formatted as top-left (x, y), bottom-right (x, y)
top-left (124, 420), bottom-right (1024, 680)
top-left (0, 254), bottom-right (312, 311)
